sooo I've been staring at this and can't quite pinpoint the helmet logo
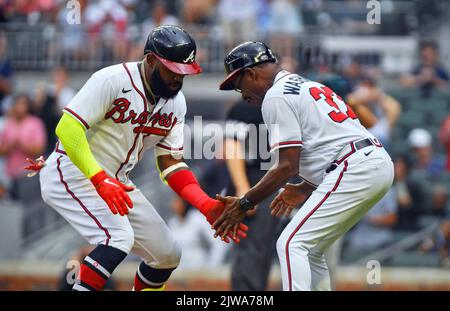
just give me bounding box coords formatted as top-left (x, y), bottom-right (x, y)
top-left (183, 50), bottom-right (195, 63)
top-left (255, 51), bottom-right (268, 62)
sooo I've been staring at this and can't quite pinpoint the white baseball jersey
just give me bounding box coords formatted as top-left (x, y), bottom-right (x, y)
top-left (262, 70), bottom-right (375, 186)
top-left (60, 61), bottom-right (185, 184)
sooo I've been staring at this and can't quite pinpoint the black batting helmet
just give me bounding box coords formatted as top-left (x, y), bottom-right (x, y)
top-left (219, 41), bottom-right (277, 90)
top-left (144, 25), bottom-right (202, 75)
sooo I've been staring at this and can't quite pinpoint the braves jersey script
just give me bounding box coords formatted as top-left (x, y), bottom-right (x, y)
top-left (60, 62), bottom-right (185, 184)
top-left (262, 70), bottom-right (375, 186)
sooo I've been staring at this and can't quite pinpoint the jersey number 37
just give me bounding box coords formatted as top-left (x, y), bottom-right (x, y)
top-left (309, 86), bottom-right (358, 123)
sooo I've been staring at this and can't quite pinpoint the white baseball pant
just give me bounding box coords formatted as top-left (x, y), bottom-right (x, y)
top-left (39, 152), bottom-right (181, 269)
top-left (277, 143), bottom-right (394, 291)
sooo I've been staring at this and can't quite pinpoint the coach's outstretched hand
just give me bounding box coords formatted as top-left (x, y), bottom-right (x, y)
top-left (205, 200), bottom-right (248, 244)
top-left (212, 195), bottom-right (247, 242)
top-left (270, 183), bottom-right (310, 217)
top-left (91, 170), bottom-right (134, 216)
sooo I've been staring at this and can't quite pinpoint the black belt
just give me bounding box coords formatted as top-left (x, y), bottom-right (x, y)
top-left (325, 138), bottom-right (381, 173)
top-left (354, 138), bottom-right (375, 150)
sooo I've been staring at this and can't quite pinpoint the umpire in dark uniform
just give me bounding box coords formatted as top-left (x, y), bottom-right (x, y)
top-left (224, 100), bottom-right (284, 291)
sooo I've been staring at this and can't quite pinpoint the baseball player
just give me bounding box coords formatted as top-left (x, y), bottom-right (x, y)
top-left (213, 41), bottom-right (394, 291)
top-left (25, 26), bottom-right (247, 291)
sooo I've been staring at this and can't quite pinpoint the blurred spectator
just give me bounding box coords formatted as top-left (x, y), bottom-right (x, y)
top-left (0, 31), bottom-right (13, 115)
top-left (420, 218), bottom-right (450, 268)
top-left (439, 115), bottom-right (450, 171)
top-left (393, 155), bottom-right (427, 231)
top-left (120, 0), bottom-right (137, 11)
top-left (85, 0), bottom-right (129, 39)
top-left (430, 184), bottom-right (449, 218)
top-left (348, 188), bottom-right (398, 252)
top-left (267, 0), bottom-right (302, 34)
top-left (218, 0), bottom-right (259, 48)
top-left (49, 66), bottom-right (76, 112)
top-left (0, 110), bottom-right (10, 201)
top-left (5, 0), bottom-right (57, 24)
top-left (267, 0), bottom-right (303, 59)
top-left (29, 66), bottom-right (74, 154)
top-left (131, 1), bottom-right (180, 62)
top-left (401, 41), bottom-right (449, 97)
top-left (84, 0), bottom-right (129, 61)
top-left (279, 54), bottom-right (299, 73)
top-left (0, 94), bottom-right (46, 190)
top-left (408, 128), bottom-right (445, 178)
top-left (0, 175), bottom-right (9, 201)
top-left (31, 99), bottom-right (56, 155)
top-left (255, 0), bottom-right (271, 32)
top-left (0, 107), bottom-right (10, 194)
top-left (141, 1), bottom-right (179, 32)
top-left (3, 0), bottom-right (33, 24)
top-left (181, 0), bottom-right (216, 26)
top-left (167, 197), bottom-right (229, 270)
top-left (53, 0), bottom-right (88, 61)
top-left (346, 78), bottom-right (401, 147)
top-left (341, 59), bottom-right (364, 90)
top-left (317, 73), bottom-right (352, 104)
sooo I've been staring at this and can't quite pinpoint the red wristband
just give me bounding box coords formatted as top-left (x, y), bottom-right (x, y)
top-left (90, 170), bottom-right (108, 187)
top-left (166, 169), bottom-right (214, 215)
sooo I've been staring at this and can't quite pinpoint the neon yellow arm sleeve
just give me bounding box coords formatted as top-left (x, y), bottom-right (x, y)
top-left (55, 113), bottom-right (103, 179)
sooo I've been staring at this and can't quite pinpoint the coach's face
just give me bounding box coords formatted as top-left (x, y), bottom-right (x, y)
top-left (147, 54), bottom-right (185, 99)
top-left (233, 68), bottom-right (266, 105)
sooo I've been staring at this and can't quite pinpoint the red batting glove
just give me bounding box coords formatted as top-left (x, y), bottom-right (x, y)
top-left (24, 156), bottom-right (46, 177)
top-left (90, 170), bottom-right (134, 216)
top-left (202, 199), bottom-right (248, 244)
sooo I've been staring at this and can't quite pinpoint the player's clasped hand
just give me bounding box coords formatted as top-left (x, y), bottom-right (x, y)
top-left (212, 195), bottom-right (247, 242)
top-left (270, 183), bottom-right (306, 217)
top-left (205, 199), bottom-right (248, 244)
top-left (90, 170), bottom-right (134, 216)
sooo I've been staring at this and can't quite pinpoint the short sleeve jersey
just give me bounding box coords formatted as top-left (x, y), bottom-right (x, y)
top-left (262, 70), bottom-right (375, 186)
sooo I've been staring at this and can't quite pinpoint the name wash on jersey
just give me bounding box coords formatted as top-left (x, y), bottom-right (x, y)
top-left (283, 75), bottom-right (308, 95)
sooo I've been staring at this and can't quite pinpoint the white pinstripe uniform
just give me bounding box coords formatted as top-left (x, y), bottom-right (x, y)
top-left (262, 71), bottom-right (394, 291)
top-left (39, 62), bottom-right (186, 271)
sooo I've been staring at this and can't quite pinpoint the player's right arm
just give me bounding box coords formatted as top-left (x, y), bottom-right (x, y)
top-left (55, 113), bottom-right (134, 216)
top-left (55, 69), bottom-right (134, 217)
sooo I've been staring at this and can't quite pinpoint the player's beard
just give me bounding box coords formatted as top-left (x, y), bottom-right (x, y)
top-left (150, 68), bottom-right (182, 99)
